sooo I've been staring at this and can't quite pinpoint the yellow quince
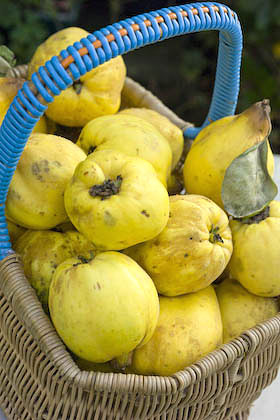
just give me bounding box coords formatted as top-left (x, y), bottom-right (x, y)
top-left (49, 251), bottom-right (159, 363)
top-left (183, 100), bottom-right (274, 209)
top-left (14, 229), bottom-right (95, 312)
top-left (125, 194), bottom-right (233, 296)
top-left (6, 133), bottom-right (86, 229)
top-left (76, 113), bottom-right (172, 186)
top-left (228, 201), bottom-right (280, 297)
top-left (64, 149), bottom-right (169, 250)
top-left (216, 277), bottom-right (279, 343)
top-left (28, 27), bottom-right (126, 127)
top-left (130, 286), bottom-right (222, 376)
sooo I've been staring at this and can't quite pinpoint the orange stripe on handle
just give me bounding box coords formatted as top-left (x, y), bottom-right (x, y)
top-left (60, 6), bottom-right (233, 69)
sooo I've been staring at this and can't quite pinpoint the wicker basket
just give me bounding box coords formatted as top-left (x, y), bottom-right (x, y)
top-left (1, 3), bottom-right (280, 419)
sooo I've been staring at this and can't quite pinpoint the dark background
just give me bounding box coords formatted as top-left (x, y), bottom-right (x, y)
top-left (1, 0), bottom-right (280, 152)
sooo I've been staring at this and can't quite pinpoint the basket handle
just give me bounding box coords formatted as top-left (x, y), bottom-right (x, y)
top-left (0, 2), bottom-right (242, 260)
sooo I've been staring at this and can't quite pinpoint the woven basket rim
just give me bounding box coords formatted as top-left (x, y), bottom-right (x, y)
top-left (1, 252), bottom-right (280, 398)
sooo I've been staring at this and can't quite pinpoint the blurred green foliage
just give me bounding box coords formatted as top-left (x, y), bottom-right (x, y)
top-left (0, 0), bottom-right (81, 60)
top-left (1, 0), bottom-right (280, 151)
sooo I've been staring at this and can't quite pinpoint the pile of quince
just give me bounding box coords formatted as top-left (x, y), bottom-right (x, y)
top-left (2, 27), bottom-right (280, 377)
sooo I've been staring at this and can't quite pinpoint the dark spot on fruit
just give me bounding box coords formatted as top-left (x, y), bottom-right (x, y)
top-left (184, 253), bottom-right (188, 257)
top-left (88, 146), bottom-right (96, 155)
top-left (209, 225), bottom-right (224, 244)
top-left (104, 210), bottom-right (116, 226)
top-left (32, 162), bottom-right (40, 175)
top-left (42, 160), bottom-right (50, 172)
top-left (97, 282), bottom-right (101, 290)
top-left (76, 254), bottom-right (95, 264)
top-left (141, 210), bottom-right (150, 217)
top-left (8, 189), bottom-right (21, 201)
top-left (31, 160), bottom-right (50, 181)
top-left (31, 162), bottom-right (43, 181)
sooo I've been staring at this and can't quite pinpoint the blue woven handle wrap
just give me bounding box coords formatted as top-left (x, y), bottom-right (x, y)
top-left (0, 2), bottom-right (242, 260)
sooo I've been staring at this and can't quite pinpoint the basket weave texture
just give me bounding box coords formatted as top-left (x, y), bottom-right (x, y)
top-left (1, 74), bottom-right (280, 420)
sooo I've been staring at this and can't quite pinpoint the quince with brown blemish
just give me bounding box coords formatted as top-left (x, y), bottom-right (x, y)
top-left (6, 133), bottom-right (86, 229)
top-left (125, 194), bottom-right (233, 296)
top-left (14, 229), bottom-right (95, 312)
top-left (64, 149), bottom-right (169, 250)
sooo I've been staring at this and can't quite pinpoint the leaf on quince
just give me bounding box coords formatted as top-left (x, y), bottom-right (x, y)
top-left (0, 46), bottom-right (16, 77)
top-left (222, 139), bottom-right (278, 218)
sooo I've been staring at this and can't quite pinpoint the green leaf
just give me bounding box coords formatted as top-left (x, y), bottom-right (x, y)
top-left (222, 139), bottom-right (278, 218)
top-left (0, 46), bottom-right (16, 76)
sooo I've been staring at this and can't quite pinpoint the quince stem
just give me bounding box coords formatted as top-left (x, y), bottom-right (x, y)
top-left (110, 351), bottom-right (133, 372)
top-left (72, 251), bottom-right (95, 266)
top-left (234, 205), bottom-right (270, 225)
top-left (209, 225), bottom-right (224, 244)
top-left (89, 175), bottom-right (123, 200)
top-left (73, 80), bottom-right (83, 94)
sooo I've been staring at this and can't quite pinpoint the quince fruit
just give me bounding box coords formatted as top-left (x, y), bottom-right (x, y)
top-left (28, 27), bottom-right (126, 127)
top-left (49, 251), bottom-right (159, 363)
top-left (183, 100), bottom-right (274, 209)
top-left (228, 201), bottom-right (280, 297)
top-left (64, 149), bottom-right (169, 250)
top-left (14, 229), bottom-right (95, 312)
top-left (216, 277), bottom-right (279, 343)
top-left (125, 194), bottom-right (233, 296)
top-left (76, 113), bottom-right (172, 186)
top-left (6, 133), bottom-right (86, 229)
top-left (130, 285), bottom-right (222, 376)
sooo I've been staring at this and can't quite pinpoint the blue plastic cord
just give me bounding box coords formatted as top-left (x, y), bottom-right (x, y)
top-left (0, 2), bottom-right (243, 260)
